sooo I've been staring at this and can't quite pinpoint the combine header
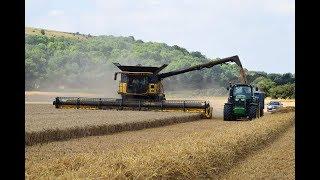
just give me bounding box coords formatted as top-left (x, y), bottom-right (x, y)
top-left (53, 55), bottom-right (246, 118)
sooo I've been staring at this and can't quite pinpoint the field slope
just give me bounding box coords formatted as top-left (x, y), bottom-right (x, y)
top-left (25, 27), bottom-right (92, 40)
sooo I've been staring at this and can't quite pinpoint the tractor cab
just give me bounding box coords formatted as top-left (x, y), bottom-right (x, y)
top-left (227, 84), bottom-right (255, 102)
top-left (224, 83), bottom-right (265, 121)
top-left (230, 84), bottom-right (253, 99)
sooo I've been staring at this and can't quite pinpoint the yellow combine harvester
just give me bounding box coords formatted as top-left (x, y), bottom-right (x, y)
top-left (53, 55), bottom-right (247, 118)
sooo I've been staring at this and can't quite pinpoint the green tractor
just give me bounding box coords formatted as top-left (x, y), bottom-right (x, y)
top-left (223, 83), bottom-right (265, 121)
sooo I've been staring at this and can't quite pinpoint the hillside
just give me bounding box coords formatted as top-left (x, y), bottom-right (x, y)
top-left (25, 27), bottom-right (93, 40)
top-left (25, 27), bottom-right (294, 98)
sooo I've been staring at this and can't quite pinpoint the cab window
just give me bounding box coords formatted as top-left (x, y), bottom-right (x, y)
top-left (233, 86), bottom-right (252, 98)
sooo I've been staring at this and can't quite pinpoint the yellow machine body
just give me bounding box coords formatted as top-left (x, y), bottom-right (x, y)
top-left (118, 82), bottom-right (163, 95)
top-left (55, 104), bottom-right (212, 119)
top-left (114, 71), bottom-right (165, 100)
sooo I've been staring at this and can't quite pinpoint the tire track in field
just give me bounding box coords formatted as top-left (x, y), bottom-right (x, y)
top-left (221, 125), bottom-right (295, 179)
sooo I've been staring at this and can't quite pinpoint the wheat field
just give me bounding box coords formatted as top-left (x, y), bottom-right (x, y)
top-left (25, 92), bottom-right (295, 179)
top-left (26, 111), bottom-right (294, 179)
top-left (222, 125), bottom-right (295, 179)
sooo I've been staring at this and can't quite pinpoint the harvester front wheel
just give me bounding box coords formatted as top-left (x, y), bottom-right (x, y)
top-left (248, 105), bottom-right (258, 120)
top-left (224, 104), bottom-right (234, 121)
top-left (208, 107), bottom-right (213, 119)
top-left (201, 107), bottom-right (213, 119)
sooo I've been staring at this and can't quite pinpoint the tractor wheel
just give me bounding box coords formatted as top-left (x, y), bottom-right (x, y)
top-left (224, 104), bottom-right (234, 121)
top-left (248, 105), bottom-right (258, 120)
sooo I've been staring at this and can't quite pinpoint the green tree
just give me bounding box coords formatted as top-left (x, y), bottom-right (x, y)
top-left (25, 32), bottom-right (295, 95)
top-left (269, 83), bottom-right (295, 99)
top-left (252, 77), bottom-right (276, 96)
top-left (190, 51), bottom-right (206, 59)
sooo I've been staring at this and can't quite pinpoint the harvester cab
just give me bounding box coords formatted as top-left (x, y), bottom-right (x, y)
top-left (113, 63), bottom-right (168, 101)
top-left (224, 83), bottom-right (265, 121)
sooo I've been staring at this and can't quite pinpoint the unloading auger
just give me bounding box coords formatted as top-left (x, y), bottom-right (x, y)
top-left (53, 55), bottom-right (247, 119)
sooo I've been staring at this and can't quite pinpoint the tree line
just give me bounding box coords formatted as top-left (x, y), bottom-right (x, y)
top-left (25, 34), bottom-right (294, 98)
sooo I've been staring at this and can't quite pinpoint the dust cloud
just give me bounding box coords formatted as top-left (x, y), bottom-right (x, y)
top-left (27, 58), bottom-right (230, 100)
top-left (30, 59), bottom-right (120, 98)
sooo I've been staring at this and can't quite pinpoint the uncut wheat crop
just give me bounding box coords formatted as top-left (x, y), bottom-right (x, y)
top-left (25, 104), bottom-right (201, 145)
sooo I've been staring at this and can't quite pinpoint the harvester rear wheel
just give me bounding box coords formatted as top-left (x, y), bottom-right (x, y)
top-left (248, 105), bottom-right (258, 120)
top-left (224, 104), bottom-right (234, 121)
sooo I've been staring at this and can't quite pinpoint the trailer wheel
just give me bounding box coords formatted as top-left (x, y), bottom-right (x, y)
top-left (248, 105), bottom-right (258, 120)
top-left (260, 109), bottom-right (264, 117)
top-left (224, 104), bottom-right (234, 121)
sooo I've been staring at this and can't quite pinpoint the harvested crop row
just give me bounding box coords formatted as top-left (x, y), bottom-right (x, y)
top-left (26, 104), bottom-right (202, 146)
top-left (26, 104), bottom-right (202, 132)
top-left (26, 112), bottom-right (294, 179)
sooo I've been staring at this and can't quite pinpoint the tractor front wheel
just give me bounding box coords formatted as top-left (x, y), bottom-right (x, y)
top-left (224, 104), bottom-right (235, 121)
top-left (248, 105), bottom-right (259, 120)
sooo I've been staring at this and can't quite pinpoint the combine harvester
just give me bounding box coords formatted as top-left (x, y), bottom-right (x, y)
top-left (53, 55), bottom-right (246, 119)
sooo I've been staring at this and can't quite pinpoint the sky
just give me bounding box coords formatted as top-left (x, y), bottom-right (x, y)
top-left (25, 0), bottom-right (295, 73)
